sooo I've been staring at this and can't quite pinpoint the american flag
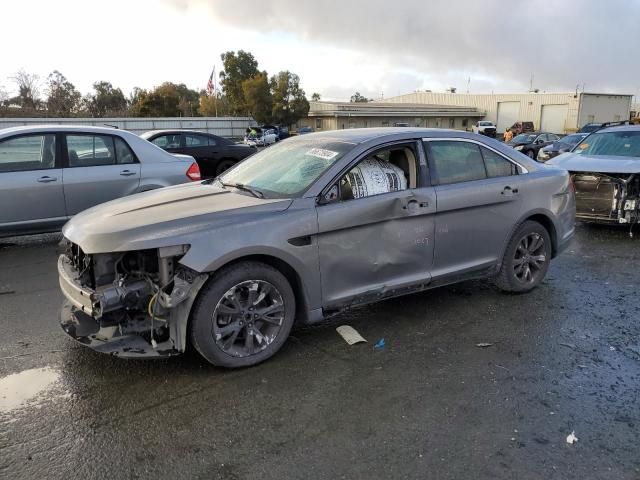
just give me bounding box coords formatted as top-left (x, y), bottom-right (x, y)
top-left (206, 67), bottom-right (215, 95)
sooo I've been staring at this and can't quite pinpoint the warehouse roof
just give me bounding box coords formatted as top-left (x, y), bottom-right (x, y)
top-left (308, 101), bottom-right (484, 117)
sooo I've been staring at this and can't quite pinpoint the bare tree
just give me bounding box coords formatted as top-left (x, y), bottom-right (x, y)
top-left (10, 69), bottom-right (41, 111)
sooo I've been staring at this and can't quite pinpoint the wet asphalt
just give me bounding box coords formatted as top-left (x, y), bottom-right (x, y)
top-left (0, 224), bottom-right (639, 479)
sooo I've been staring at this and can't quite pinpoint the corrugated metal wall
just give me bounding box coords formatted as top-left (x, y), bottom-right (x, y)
top-left (382, 92), bottom-right (586, 132)
top-left (0, 117), bottom-right (256, 138)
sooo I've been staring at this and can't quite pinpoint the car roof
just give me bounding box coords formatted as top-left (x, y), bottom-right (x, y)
top-left (0, 124), bottom-right (128, 137)
top-left (141, 129), bottom-right (218, 137)
top-left (596, 125), bottom-right (640, 133)
top-left (291, 127), bottom-right (451, 144)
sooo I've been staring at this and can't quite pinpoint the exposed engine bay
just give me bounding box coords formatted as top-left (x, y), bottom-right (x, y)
top-left (58, 241), bottom-right (207, 356)
top-left (572, 172), bottom-right (639, 231)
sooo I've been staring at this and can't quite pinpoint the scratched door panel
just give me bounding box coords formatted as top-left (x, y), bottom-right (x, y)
top-left (316, 187), bottom-right (436, 307)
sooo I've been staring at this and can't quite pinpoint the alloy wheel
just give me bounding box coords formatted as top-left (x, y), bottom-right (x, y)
top-left (211, 280), bottom-right (285, 357)
top-left (513, 233), bottom-right (547, 284)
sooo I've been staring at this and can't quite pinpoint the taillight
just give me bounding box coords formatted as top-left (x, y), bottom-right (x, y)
top-left (186, 162), bottom-right (201, 181)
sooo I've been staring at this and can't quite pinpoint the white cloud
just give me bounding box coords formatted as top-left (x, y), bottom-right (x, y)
top-left (1, 0), bottom-right (638, 102)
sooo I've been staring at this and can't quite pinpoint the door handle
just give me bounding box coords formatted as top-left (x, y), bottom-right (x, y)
top-left (119, 170), bottom-right (136, 176)
top-left (37, 175), bottom-right (57, 183)
top-left (501, 186), bottom-right (519, 195)
top-left (403, 199), bottom-right (429, 210)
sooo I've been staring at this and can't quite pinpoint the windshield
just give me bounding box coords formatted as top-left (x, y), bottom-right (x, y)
top-left (574, 131), bottom-right (640, 157)
top-left (478, 121), bottom-right (494, 126)
top-left (513, 134), bottom-right (536, 143)
top-left (559, 134), bottom-right (587, 146)
top-left (217, 137), bottom-right (353, 198)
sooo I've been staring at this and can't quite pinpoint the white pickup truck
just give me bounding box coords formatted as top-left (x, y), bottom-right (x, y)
top-left (472, 121), bottom-right (497, 138)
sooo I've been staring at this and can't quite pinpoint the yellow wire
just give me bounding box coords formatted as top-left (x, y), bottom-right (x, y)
top-left (147, 293), bottom-right (167, 321)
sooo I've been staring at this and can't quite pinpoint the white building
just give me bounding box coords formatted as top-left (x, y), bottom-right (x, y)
top-left (299, 101), bottom-right (483, 132)
top-left (380, 92), bottom-right (633, 133)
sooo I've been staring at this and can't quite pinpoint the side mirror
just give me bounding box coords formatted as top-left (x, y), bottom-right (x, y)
top-left (319, 184), bottom-right (339, 205)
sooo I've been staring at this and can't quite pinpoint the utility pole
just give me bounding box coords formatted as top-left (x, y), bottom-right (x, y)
top-left (467, 77), bottom-right (471, 94)
top-left (529, 73), bottom-right (534, 92)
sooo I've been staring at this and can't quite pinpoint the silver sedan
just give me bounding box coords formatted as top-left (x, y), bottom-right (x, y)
top-left (58, 128), bottom-right (575, 368)
top-left (0, 125), bottom-right (201, 237)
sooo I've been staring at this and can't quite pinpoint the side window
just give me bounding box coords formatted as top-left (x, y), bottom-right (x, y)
top-left (481, 146), bottom-right (518, 177)
top-left (428, 141), bottom-right (486, 185)
top-left (151, 134), bottom-right (181, 149)
top-left (114, 137), bottom-right (136, 164)
top-left (0, 134), bottom-right (56, 173)
top-left (67, 135), bottom-right (115, 167)
top-left (337, 146), bottom-right (416, 201)
top-left (185, 134), bottom-right (209, 147)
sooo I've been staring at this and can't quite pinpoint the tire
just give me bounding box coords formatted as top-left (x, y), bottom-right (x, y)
top-left (495, 220), bottom-right (552, 293)
top-left (189, 261), bottom-right (296, 368)
top-left (526, 150), bottom-right (535, 158)
top-left (215, 159), bottom-right (236, 176)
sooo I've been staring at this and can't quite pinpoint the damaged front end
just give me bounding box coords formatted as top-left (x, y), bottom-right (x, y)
top-left (58, 241), bottom-right (208, 357)
top-left (572, 172), bottom-right (640, 228)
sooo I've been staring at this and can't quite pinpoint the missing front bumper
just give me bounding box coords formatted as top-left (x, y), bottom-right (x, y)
top-left (60, 301), bottom-right (180, 358)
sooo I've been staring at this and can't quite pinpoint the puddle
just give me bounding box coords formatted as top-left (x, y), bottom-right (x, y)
top-left (0, 367), bottom-right (62, 413)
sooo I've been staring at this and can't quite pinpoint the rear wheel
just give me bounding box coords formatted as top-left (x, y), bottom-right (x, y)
top-left (189, 261), bottom-right (296, 368)
top-left (215, 159), bottom-right (236, 176)
top-left (495, 221), bottom-right (551, 293)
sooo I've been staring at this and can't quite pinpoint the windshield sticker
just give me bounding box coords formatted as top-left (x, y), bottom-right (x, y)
top-left (305, 148), bottom-right (339, 161)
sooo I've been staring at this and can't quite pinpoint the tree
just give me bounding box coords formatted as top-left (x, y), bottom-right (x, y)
top-left (45, 70), bottom-right (81, 117)
top-left (242, 72), bottom-right (272, 124)
top-left (199, 93), bottom-right (228, 117)
top-left (350, 91), bottom-right (371, 103)
top-left (270, 71), bottom-right (310, 126)
top-left (174, 83), bottom-right (200, 117)
top-left (219, 50), bottom-right (259, 115)
top-left (10, 69), bottom-right (41, 111)
top-left (85, 81), bottom-right (128, 117)
top-left (311, 92), bottom-right (321, 102)
top-left (129, 84), bottom-right (175, 117)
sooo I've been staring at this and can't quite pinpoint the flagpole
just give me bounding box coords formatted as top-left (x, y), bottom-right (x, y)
top-left (213, 66), bottom-right (218, 118)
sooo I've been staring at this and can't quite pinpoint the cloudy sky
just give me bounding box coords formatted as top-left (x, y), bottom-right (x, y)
top-left (1, 0), bottom-right (639, 101)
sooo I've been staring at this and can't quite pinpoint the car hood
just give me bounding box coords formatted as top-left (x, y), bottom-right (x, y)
top-left (507, 141), bottom-right (532, 147)
top-left (547, 152), bottom-right (640, 174)
top-left (63, 182), bottom-right (292, 253)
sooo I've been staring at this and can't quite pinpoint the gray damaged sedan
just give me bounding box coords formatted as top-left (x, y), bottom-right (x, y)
top-left (58, 128), bottom-right (575, 367)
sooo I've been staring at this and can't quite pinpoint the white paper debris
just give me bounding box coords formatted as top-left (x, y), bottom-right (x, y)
top-left (306, 148), bottom-right (339, 160)
top-left (566, 431), bottom-right (578, 444)
top-left (336, 325), bottom-right (367, 345)
top-left (476, 342), bottom-right (493, 348)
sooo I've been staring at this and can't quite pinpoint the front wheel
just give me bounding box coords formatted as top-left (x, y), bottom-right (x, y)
top-left (495, 221), bottom-right (551, 293)
top-left (189, 261), bottom-right (296, 368)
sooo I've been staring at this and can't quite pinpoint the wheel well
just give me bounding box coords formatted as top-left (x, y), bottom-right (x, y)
top-left (525, 214), bottom-right (558, 257)
top-left (215, 254), bottom-right (309, 323)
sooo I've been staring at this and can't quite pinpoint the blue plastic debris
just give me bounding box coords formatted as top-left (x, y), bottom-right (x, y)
top-left (374, 338), bottom-right (385, 349)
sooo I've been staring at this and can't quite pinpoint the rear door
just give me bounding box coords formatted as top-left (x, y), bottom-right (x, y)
top-left (149, 133), bottom-right (184, 154)
top-left (424, 138), bottom-right (525, 280)
top-left (62, 133), bottom-right (141, 215)
top-left (0, 133), bottom-right (66, 234)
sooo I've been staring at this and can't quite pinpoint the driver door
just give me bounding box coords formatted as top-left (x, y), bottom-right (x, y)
top-left (315, 142), bottom-right (436, 308)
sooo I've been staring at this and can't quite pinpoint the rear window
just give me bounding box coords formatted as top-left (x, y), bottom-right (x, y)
top-left (428, 141), bottom-right (487, 185)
